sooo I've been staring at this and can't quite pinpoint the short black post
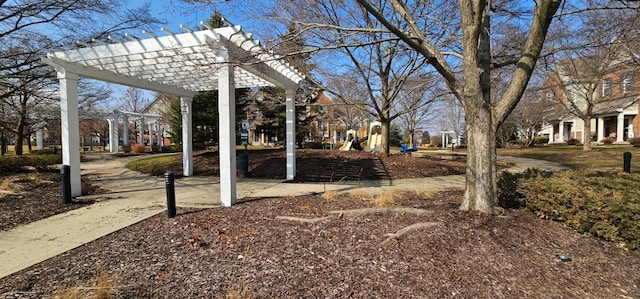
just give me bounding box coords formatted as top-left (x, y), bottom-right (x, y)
top-left (238, 144), bottom-right (249, 173)
top-left (165, 170), bottom-right (176, 218)
top-left (623, 152), bottom-right (632, 173)
top-left (61, 165), bottom-right (71, 204)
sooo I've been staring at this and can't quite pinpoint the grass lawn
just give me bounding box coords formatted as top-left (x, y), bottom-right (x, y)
top-left (497, 144), bottom-right (640, 171)
top-left (414, 144), bottom-right (640, 172)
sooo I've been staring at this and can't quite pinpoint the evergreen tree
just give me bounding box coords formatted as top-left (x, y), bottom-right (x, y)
top-left (389, 124), bottom-right (404, 147)
top-left (169, 89), bottom-right (250, 148)
top-left (203, 10), bottom-right (225, 29)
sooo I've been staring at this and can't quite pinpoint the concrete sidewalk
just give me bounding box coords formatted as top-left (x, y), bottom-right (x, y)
top-left (0, 154), bottom-right (566, 279)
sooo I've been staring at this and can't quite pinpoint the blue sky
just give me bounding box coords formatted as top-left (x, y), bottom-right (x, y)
top-left (102, 1), bottom-right (277, 106)
top-left (133, 1), bottom-right (272, 36)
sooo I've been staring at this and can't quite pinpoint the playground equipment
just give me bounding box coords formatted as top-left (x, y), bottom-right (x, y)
top-left (339, 121), bottom-right (383, 152)
top-left (339, 129), bottom-right (357, 151)
top-left (365, 121), bottom-right (383, 152)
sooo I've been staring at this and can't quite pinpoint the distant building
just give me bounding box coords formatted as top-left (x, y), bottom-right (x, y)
top-left (309, 92), bottom-right (346, 145)
top-left (540, 42), bottom-right (640, 143)
top-left (142, 94), bottom-right (175, 146)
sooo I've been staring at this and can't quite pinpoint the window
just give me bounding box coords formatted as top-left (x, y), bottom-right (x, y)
top-left (601, 78), bottom-right (612, 97)
top-left (622, 74), bottom-right (634, 93)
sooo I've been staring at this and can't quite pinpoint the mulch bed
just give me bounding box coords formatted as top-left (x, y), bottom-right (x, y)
top-left (185, 149), bottom-right (467, 181)
top-left (1, 150), bottom-right (639, 298)
top-left (0, 170), bottom-right (101, 231)
top-left (1, 191), bottom-right (639, 298)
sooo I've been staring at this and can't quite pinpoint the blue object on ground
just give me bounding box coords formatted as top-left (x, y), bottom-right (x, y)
top-left (400, 144), bottom-right (418, 153)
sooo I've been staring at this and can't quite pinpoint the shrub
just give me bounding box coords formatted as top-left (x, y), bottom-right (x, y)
top-left (600, 137), bottom-right (614, 144)
top-left (30, 148), bottom-right (56, 155)
top-left (122, 144), bottom-right (131, 153)
top-left (0, 154), bottom-right (62, 174)
top-left (455, 144), bottom-right (467, 149)
top-left (628, 137), bottom-right (640, 147)
top-left (430, 135), bottom-right (442, 148)
top-left (517, 170), bottom-right (640, 250)
top-left (131, 144), bottom-right (146, 153)
top-left (566, 138), bottom-right (580, 145)
top-left (170, 144), bottom-right (182, 152)
top-left (497, 168), bottom-right (553, 209)
top-left (534, 136), bottom-right (549, 144)
top-left (29, 155), bottom-right (63, 171)
top-left (126, 155), bottom-right (181, 176)
top-left (507, 139), bottom-right (526, 147)
top-left (303, 141), bottom-right (324, 149)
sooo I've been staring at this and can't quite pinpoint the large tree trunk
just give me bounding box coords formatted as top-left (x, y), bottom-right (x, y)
top-left (409, 129), bottom-right (414, 146)
top-left (583, 117), bottom-right (592, 151)
top-left (458, 1), bottom-right (496, 212)
top-left (1, 129), bottom-right (6, 156)
top-left (15, 119), bottom-right (25, 155)
top-left (460, 103), bottom-right (498, 212)
top-left (380, 118), bottom-right (390, 156)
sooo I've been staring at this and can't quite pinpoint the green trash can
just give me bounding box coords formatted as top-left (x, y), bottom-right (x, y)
top-left (238, 153), bottom-right (248, 173)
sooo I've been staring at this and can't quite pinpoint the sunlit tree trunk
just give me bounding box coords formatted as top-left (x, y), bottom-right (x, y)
top-left (380, 118), bottom-right (390, 155)
top-left (460, 102), bottom-right (498, 210)
top-left (583, 116), bottom-right (592, 151)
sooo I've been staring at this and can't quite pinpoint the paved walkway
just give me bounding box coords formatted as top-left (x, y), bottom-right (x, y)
top-left (0, 154), bottom-right (566, 279)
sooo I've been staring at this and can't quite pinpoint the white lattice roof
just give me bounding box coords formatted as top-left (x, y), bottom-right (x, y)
top-left (42, 24), bottom-right (304, 96)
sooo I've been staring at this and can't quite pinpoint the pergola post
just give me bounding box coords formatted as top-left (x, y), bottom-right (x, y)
top-left (219, 61), bottom-right (237, 207)
top-left (147, 121), bottom-right (153, 146)
top-left (58, 69), bottom-right (82, 197)
top-left (36, 129), bottom-right (44, 150)
top-left (139, 117), bottom-right (146, 145)
top-left (156, 121), bottom-right (162, 150)
top-left (285, 89), bottom-right (296, 180)
top-left (108, 116), bottom-right (119, 153)
top-left (122, 115), bottom-right (129, 145)
top-left (181, 97), bottom-right (193, 176)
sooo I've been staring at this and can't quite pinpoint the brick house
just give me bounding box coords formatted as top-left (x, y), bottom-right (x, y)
top-left (309, 92), bottom-right (346, 145)
top-left (540, 50), bottom-right (640, 143)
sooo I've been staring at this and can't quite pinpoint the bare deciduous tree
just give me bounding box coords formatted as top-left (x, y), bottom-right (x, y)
top-left (186, 0), bottom-right (640, 212)
top-left (326, 73), bottom-right (373, 130)
top-left (395, 77), bottom-right (443, 146)
top-left (0, 0), bottom-right (157, 154)
top-left (117, 87), bottom-right (151, 113)
top-left (352, 0), bottom-right (561, 211)
top-left (255, 0), bottom-right (438, 156)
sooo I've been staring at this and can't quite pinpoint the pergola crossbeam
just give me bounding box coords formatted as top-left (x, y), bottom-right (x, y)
top-left (42, 56), bottom-right (196, 97)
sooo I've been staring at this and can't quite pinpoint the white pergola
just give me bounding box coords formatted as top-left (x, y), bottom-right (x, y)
top-left (79, 109), bottom-right (163, 152)
top-left (42, 23), bottom-right (304, 207)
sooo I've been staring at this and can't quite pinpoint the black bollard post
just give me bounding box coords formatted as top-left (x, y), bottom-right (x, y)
top-left (165, 170), bottom-right (176, 218)
top-left (623, 152), bottom-right (632, 173)
top-left (61, 165), bottom-right (71, 204)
